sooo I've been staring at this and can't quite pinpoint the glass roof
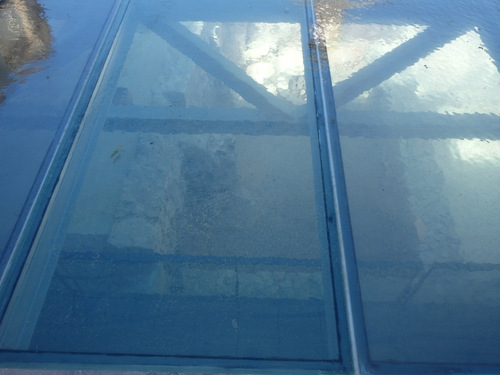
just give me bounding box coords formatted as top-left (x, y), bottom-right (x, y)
top-left (0, 0), bottom-right (499, 373)
top-left (325, 0), bottom-right (500, 369)
top-left (0, 0), bottom-right (347, 372)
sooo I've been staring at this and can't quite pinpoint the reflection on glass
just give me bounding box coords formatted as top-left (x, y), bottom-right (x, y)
top-left (0, 0), bottom-right (52, 103)
top-left (324, 0), bottom-right (500, 366)
top-left (0, 0), bottom-right (339, 364)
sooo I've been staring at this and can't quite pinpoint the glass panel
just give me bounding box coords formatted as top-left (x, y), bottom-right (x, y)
top-left (0, 0), bottom-right (340, 364)
top-left (0, 0), bottom-right (116, 254)
top-left (323, 0), bottom-right (500, 365)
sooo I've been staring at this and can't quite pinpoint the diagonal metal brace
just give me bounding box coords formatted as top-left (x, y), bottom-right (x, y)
top-left (147, 20), bottom-right (298, 120)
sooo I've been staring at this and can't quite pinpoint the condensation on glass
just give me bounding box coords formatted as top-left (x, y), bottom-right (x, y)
top-left (322, 0), bottom-right (500, 366)
top-left (0, 0), bottom-right (341, 365)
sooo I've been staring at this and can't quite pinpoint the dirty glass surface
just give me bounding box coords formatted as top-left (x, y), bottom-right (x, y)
top-left (0, 0), bottom-right (340, 364)
top-left (322, 0), bottom-right (500, 366)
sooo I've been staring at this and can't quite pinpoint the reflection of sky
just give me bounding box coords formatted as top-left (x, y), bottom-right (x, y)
top-left (122, 21), bottom-right (307, 107)
top-left (336, 26), bottom-right (500, 115)
top-left (327, 23), bottom-right (427, 84)
top-left (323, 0), bottom-right (500, 164)
top-left (322, 0), bottom-right (500, 115)
top-left (327, 25), bottom-right (500, 115)
top-left (323, 0), bottom-right (500, 267)
top-left (450, 138), bottom-right (500, 163)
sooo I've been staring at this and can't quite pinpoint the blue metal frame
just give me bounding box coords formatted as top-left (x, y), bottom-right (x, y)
top-left (302, 1), bottom-right (370, 373)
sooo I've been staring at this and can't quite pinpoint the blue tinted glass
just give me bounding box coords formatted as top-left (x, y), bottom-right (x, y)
top-left (0, 0), bottom-right (341, 367)
top-left (324, 0), bottom-right (500, 367)
top-left (0, 0), bottom-right (116, 254)
top-left (5, 0), bottom-right (498, 372)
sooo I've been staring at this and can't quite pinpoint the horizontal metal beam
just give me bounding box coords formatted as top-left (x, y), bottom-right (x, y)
top-left (337, 110), bottom-right (500, 140)
top-left (104, 117), bottom-right (309, 136)
top-left (105, 105), bottom-right (309, 135)
top-left (108, 104), bottom-right (307, 122)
